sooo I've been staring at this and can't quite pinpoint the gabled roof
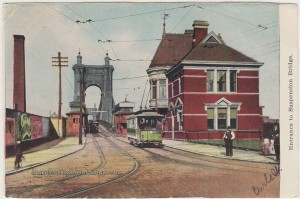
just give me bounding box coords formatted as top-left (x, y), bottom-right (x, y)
top-left (183, 43), bottom-right (257, 63)
top-left (149, 33), bottom-right (193, 68)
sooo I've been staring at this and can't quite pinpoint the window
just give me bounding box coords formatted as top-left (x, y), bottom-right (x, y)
top-left (171, 83), bottom-right (174, 97)
top-left (158, 79), bottom-right (167, 99)
top-left (217, 71), bottom-right (226, 92)
top-left (217, 108), bottom-right (227, 129)
top-left (207, 108), bottom-right (214, 129)
top-left (230, 71), bottom-right (237, 92)
top-left (206, 106), bottom-right (238, 130)
top-left (207, 70), bottom-right (214, 92)
top-left (73, 118), bottom-right (75, 123)
top-left (177, 105), bottom-right (183, 131)
top-left (151, 80), bottom-right (157, 99)
top-left (207, 70), bottom-right (237, 92)
top-left (230, 108), bottom-right (237, 129)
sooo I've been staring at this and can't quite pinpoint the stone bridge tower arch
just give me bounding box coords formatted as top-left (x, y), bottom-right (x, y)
top-left (69, 52), bottom-right (115, 125)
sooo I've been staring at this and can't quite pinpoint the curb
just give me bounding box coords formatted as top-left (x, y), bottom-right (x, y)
top-left (164, 144), bottom-right (277, 164)
top-left (5, 137), bottom-right (87, 176)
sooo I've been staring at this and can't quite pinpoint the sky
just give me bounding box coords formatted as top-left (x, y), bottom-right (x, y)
top-left (3, 2), bottom-right (279, 119)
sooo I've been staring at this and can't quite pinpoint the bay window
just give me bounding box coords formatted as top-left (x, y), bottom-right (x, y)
top-left (158, 79), bottom-right (167, 99)
top-left (151, 80), bottom-right (157, 99)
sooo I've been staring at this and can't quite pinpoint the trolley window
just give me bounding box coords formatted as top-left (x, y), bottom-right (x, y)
top-left (138, 117), bottom-right (162, 130)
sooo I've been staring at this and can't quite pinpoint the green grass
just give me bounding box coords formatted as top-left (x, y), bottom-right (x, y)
top-left (190, 139), bottom-right (262, 151)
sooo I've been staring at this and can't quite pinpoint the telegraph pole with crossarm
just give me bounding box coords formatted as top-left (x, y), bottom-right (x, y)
top-left (52, 52), bottom-right (68, 135)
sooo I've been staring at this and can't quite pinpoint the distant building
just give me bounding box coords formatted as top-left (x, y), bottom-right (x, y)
top-left (150, 20), bottom-right (264, 140)
top-left (113, 99), bottom-right (135, 137)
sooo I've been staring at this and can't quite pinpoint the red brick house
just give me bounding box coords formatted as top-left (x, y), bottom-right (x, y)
top-left (163, 20), bottom-right (264, 140)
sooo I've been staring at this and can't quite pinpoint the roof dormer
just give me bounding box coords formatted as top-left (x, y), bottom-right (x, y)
top-left (200, 31), bottom-right (224, 44)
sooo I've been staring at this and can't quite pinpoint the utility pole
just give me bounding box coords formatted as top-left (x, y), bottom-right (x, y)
top-left (79, 75), bottom-right (83, 144)
top-left (78, 68), bottom-right (85, 145)
top-left (52, 52), bottom-right (68, 135)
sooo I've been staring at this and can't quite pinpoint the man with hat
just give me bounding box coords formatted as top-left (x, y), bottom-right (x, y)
top-left (223, 126), bottom-right (235, 156)
top-left (14, 140), bottom-right (23, 169)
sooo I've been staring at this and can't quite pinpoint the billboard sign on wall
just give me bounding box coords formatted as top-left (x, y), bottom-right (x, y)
top-left (17, 113), bottom-right (31, 141)
top-left (5, 118), bottom-right (16, 146)
top-left (31, 115), bottom-right (43, 139)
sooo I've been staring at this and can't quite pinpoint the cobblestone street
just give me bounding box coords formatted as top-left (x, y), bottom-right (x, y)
top-left (6, 124), bottom-right (279, 198)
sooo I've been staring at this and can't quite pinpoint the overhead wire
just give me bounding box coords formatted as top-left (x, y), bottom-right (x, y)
top-left (226, 24), bottom-right (278, 44)
top-left (91, 5), bottom-right (193, 22)
top-left (197, 5), bottom-right (263, 28)
top-left (100, 39), bottom-right (162, 43)
top-left (139, 80), bottom-right (148, 110)
top-left (70, 6), bottom-right (119, 60)
top-left (47, 4), bottom-right (107, 54)
top-left (170, 4), bottom-right (195, 33)
top-left (46, 4), bottom-right (75, 22)
top-left (113, 75), bottom-right (148, 80)
top-left (260, 49), bottom-right (280, 57)
top-left (219, 40), bottom-right (279, 61)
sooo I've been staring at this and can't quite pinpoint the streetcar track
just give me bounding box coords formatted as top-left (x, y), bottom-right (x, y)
top-left (104, 129), bottom-right (276, 174)
top-left (58, 127), bottom-right (140, 198)
top-left (7, 134), bottom-right (106, 197)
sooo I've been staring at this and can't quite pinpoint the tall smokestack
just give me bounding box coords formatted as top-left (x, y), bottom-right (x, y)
top-left (13, 35), bottom-right (26, 112)
top-left (192, 20), bottom-right (209, 47)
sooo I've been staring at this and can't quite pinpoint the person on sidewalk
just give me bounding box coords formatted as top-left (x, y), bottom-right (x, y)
top-left (14, 141), bottom-right (23, 169)
top-left (223, 126), bottom-right (235, 156)
top-left (272, 125), bottom-right (280, 161)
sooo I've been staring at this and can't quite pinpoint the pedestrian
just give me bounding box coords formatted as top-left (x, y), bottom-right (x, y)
top-left (139, 118), bottom-right (146, 130)
top-left (14, 140), bottom-right (23, 169)
top-left (223, 126), bottom-right (235, 156)
top-left (272, 125), bottom-right (280, 161)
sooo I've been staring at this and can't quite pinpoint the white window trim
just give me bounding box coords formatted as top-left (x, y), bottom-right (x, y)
top-left (158, 79), bottom-right (167, 100)
top-left (207, 106), bottom-right (238, 130)
top-left (205, 98), bottom-right (241, 130)
top-left (206, 69), bottom-right (238, 93)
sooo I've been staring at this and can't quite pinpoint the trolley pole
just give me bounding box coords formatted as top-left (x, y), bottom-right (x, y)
top-left (52, 52), bottom-right (68, 135)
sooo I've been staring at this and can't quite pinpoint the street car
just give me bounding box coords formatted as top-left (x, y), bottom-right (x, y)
top-left (126, 109), bottom-right (164, 147)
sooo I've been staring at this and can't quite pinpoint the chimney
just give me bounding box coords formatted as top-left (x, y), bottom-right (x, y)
top-left (192, 20), bottom-right (209, 47)
top-left (184, 29), bottom-right (193, 36)
top-left (13, 35), bottom-right (26, 112)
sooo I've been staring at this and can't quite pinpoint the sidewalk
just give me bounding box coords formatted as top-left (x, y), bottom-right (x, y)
top-left (6, 136), bottom-right (86, 175)
top-left (163, 139), bottom-right (277, 164)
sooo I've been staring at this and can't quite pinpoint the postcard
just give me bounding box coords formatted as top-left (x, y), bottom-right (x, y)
top-left (1, 1), bottom-right (298, 198)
